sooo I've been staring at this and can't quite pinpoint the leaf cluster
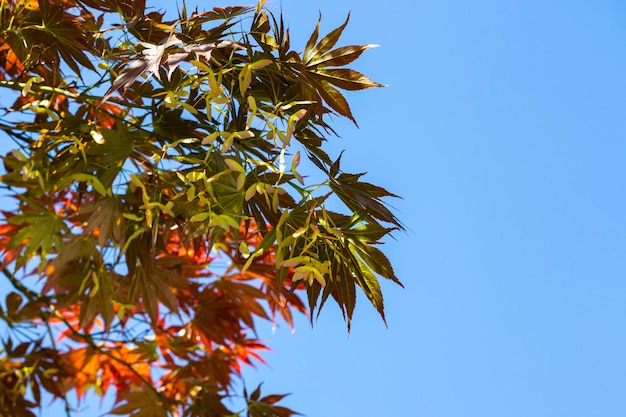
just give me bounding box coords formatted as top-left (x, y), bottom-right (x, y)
top-left (0, 0), bottom-right (402, 415)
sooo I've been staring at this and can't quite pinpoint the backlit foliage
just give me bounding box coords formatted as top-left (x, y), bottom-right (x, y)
top-left (0, 0), bottom-right (403, 415)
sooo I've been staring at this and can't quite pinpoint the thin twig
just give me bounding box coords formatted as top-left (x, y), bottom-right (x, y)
top-left (0, 80), bottom-right (148, 110)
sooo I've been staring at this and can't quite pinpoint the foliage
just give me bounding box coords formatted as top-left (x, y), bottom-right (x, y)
top-left (0, 0), bottom-right (402, 415)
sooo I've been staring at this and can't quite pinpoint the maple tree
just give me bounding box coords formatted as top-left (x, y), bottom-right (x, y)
top-left (0, 0), bottom-right (403, 416)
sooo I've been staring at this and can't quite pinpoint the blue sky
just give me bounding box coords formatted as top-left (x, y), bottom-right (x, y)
top-left (6, 1), bottom-right (626, 416)
top-left (226, 1), bottom-right (626, 416)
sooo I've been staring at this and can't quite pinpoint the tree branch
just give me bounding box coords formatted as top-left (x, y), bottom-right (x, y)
top-left (1, 266), bottom-right (167, 404)
top-left (0, 80), bottom-right (148, 109)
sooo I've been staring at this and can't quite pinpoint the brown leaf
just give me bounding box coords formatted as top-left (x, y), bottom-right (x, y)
top-left (315, 80), bottom-right (356, 124)
top-left (316, 68), bottom-right (384, 91)
top-left (307, 44), bottom-right (376, 68)
top-left (103, 36), bottom-right (181, 102)
top-left (304, 13), bottom-right (351, 64)
top-left (303, 13), bottom-right (321, 62)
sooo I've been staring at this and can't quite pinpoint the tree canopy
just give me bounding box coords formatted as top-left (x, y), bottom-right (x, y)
top-left (0, 0), bottom-right (403, 416)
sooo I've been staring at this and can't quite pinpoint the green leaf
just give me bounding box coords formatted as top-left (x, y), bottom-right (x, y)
top-left (329, 173), bottom-right (402, 228)
top-left (250, 59), bottom-right (273, 70)
top-left (210, 212), bottom-right (240, 230)
top-left (225, 158), bottom-right (244, 173)
top-left (190, 212), bottom-right (211, 222)
top-left (213, 181), bottom-right (244, 213)
top-left (325, 252), bottom-right (357, 330)
top-left (345, 222), bottom-right (395, 243)
top-left (9, 211), bottom-right (66, 263)
top-left (70, 173), bottom-right (108, 196)
top-left (352, 243), bottom-right (403, 287)
top-left (353, 254), bottom-right (386, 324)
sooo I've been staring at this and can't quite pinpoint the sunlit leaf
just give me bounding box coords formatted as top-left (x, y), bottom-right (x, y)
top-left (0, 2), bottom-right (400, 416)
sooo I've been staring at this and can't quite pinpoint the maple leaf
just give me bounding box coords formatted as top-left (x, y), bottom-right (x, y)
top-left (246, 384), bottom-right (301, 417)
top-left (0, 3), bottom-right (401, 417)
top-left (103, 37), bottom-right (244, 101)
top-left (109, 391), bottom-right (168, 417)
top-left (102, 36), bottom-right (181, 102)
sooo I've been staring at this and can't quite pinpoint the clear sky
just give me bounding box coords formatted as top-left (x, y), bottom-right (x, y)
top-left (10, 1), bottom-right (626, 416)
top-left (222, 1), bottom-right (626, 416)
